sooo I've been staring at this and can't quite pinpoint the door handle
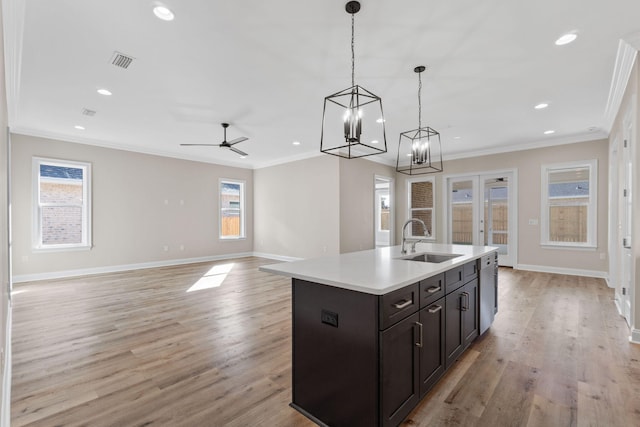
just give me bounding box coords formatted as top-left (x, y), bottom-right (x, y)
top-left (461, 292), bottom-right (469, 311)
top-left (393, 299), bottom-right (412, 309)
top-left (427, 286), bottom-right (441, 293)
top-left (415, 322), bottom-right (423, 347)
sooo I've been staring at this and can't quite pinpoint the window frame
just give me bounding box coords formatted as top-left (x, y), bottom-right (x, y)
top-left (540, 159), bottom-right (597, 249)
top-left (406, 176), bottom-right (436, 240)
top-left (219, 178), bottom-right (246, 240)
top-left (32, 157), bottom-right (92, 252)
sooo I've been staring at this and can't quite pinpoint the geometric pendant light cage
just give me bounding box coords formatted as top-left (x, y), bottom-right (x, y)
top-left (396, 66), bottom-right (443, 175)
top-left (320, 1), bottom-right (387, 159)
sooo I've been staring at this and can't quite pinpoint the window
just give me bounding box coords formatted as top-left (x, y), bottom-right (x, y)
top-left (541, 160), bottom-right (597, 248)
top-left (33, 157), bottom-right (92, 250)
top-left (220, 179), bottom-right (245, 239)
top-left (407, 177), bottom-right (435, 238)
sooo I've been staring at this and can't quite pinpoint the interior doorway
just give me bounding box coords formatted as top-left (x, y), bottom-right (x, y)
top-left (444, 170), bottom-right (517, 266)
top-left (374, 176), bottom-right (393, 247)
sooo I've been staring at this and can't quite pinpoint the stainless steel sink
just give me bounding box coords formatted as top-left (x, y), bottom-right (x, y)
top-left (402, 253), bottom-right (463, 263)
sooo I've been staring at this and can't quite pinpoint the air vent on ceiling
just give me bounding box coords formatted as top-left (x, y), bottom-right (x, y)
top-left (82, 108), bottom-right (96, 116)
top-left (110, 51), bottom-right (134, 69)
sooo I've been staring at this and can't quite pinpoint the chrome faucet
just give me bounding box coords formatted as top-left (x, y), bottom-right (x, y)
top-left (401, 218), bottom-right (430, 254)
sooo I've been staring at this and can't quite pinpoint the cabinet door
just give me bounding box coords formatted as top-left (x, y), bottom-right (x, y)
top-left (380, 312), bottom-right (420, 427)
top-left (445, 289), bottom-right (464, 368)
top-left (419, 299), bottom-right (445, 397)
top-left (462, 279), bottom-right (479, 348)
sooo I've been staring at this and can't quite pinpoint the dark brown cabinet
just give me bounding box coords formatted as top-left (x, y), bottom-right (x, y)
top-left (380, 313), bottom-right (420, 427)
top-left (291, 256), bottom-right (494, 427)
top-left (419, 298), bottom-right (445, 397)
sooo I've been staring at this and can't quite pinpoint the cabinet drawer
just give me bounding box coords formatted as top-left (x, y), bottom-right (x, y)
top-left (380, 283), bottom-right (419, 330)
top-left (419, 274), bottom-right (445, 308)
top-left (463, 260), bottom-right (478, 283)
top-left (445, 266), bottom-right (464, 293)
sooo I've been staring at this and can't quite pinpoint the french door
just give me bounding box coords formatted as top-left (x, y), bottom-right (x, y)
top-left (445, 171), bottom-right (516, 267)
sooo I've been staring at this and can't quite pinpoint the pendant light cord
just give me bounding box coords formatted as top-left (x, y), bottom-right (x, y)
top-left (351, 12), bottom-right (355, 88)
top-left (418, 70), bottom-right (422, 130)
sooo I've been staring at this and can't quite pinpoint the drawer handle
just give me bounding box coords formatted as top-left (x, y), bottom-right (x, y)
top-left (428, 305), bottom-right (442, 313)
top-left (393, 299), bottom-right (412, 309)
top-left (427, 286), bottom-right (441, 294)
top-left (415, 322), bottom-right (423, 347)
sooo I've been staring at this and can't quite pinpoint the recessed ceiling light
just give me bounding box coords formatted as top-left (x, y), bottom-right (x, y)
top-left (292, 141), bottom-right (301, 145)
top-left (376, 118), bottom-right (385, 123)
top-left (239, 155), bottom-right (247, 159)
top-left (97, 88), bottom-right (112, 96)
top-left (534, 103), bottom-right (549, 109)
top-left (544, 130), bottom-right (555, 135)
top-left (153, 5), bottom-right (175, 21)
top-left (74, 125), bottom-right (85, 130)
top-left (555, 33), bottom-right (577, 46)
top-left (453, 136), bottom-right (461, 140)
top-left (371, 140), bottom-right (379, 144)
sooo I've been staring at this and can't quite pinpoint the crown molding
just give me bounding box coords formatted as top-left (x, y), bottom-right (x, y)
top-left (2, 0), bottom-right (25, 126)
top-left (603, 34), bottom-right (640, 133)
top-left (10, 126), bottom-right (255, 170)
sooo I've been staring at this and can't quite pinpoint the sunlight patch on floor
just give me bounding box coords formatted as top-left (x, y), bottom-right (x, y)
top-left (187, 263), bottom-right (234, 292)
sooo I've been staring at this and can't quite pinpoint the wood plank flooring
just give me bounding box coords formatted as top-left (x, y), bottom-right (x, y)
top-left (11, 258), bottom-right (640, 426)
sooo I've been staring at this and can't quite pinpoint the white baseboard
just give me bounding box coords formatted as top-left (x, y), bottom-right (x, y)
top-left (515, 264), bottom-right (608, 280)
top-left (252, 252), bottom-right (304, 262)
top-left (631, 328), bottom-right (640, 344)
top-left (1, 304), bottom-right (11, 427)
top-left (12, 252), bottom-right (255, 283)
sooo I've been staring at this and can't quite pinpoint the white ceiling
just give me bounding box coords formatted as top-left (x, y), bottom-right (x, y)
top-left (8, 0), bottom-right (640, 169)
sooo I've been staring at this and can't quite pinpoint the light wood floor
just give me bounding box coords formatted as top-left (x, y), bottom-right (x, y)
top-left (11, 257), bottom-right (640, 426)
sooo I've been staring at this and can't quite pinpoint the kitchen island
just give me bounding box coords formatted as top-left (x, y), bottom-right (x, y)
top-left (260, 243), bottom-right (498, 427)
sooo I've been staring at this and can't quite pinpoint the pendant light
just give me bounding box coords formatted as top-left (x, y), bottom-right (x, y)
top-left (320, 1), bottom-right (387, 159)
top-left (396, 66), bottom-right (443, 175)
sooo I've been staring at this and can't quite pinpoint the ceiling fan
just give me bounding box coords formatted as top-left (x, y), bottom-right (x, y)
top-left (180, 123), bottom-right (249, 157)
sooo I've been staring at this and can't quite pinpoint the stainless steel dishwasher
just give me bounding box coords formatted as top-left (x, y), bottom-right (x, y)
top-left (479, 251), bottom-right (498, 334)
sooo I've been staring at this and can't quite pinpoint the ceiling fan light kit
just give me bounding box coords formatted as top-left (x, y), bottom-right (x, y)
top-left (180, 123), bottom-right (249, 157)
top-left (396, 66), bottom-right (443, 175)
top-left (320, 1), bottom-right (388, 159)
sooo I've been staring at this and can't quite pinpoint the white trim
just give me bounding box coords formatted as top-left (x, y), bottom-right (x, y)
top-left (32, 157), bottom-right (92, 251)
top-left (540, 159), bottom-right (598, 248)
top-left (252, 252), bottom-right (304, 262)
top-left (515, 263), bottom-right (607, 279)
top-left (11, 251), bottom-right (307, 283)
top-left (219, 178), bottom-right (246, 240)
top-left (442, 132), bottom-right (607, 163)
top-left (1, 305), bottom-right (11, 427)
top-left (604, 38), bottom-right (639, 134)
top-left (630, 329), bottom-right (640, 344)
top-left (406, 176), bottom-right (436, 240)
top-left (2, 0), bottom-right (25, 127)
top-left (12, 252), bottom-right (255, 283)
top-left (374, 174), bottom-right (394, 247)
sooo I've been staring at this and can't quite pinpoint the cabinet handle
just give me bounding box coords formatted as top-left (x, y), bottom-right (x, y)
top-left (428, 305), bottom-right (442, 313)
top-left (415, 322), bottom-right (423, 347)
top-left (427, 286), bottom-right (441, 294)
top-left (461, 292), bottom-right (469, 311)
top-left (393, 299), bottom-right (412, 309)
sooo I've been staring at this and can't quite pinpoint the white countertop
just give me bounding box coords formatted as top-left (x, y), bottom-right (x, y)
top-left (259, 243), bottom-right (498, 295)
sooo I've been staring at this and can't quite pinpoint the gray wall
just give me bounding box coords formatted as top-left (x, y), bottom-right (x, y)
top-left (395, 139), bottom-right (609, 274)
top-left (338, 157), bottom-right (396, 253)
top-left (11, 134), bottom-right (253, 278)
top-left (254, 155), bottom-right (340, 259)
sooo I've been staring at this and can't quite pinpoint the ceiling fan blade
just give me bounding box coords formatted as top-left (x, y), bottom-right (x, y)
top-left (227, 137), bottom-right (248, 145)
top-left (230, 147), bottom-right (248, 157)
top-left (180, 143), bottom-right (219, 146)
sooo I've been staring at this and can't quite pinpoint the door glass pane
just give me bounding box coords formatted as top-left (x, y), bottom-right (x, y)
top-left (484, 179), bottom-right (508, 254)
top-left (451, 180), bottom-right (473, 244)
